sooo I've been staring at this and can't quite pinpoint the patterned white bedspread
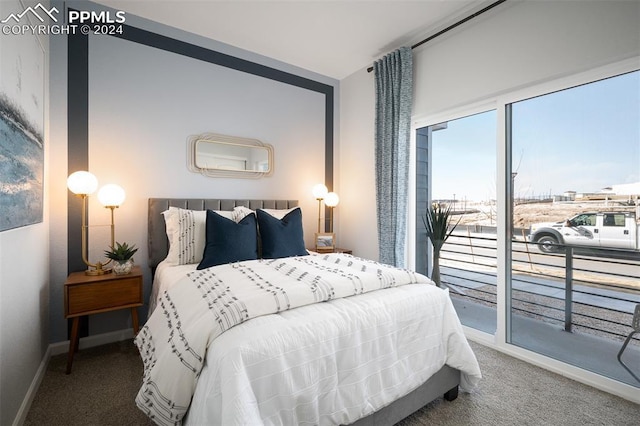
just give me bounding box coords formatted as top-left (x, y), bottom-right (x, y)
top-left (135, 254), bottom-right (481, 425)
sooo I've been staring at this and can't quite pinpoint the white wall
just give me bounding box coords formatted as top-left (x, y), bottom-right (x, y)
top-left (0, 1), bottom-right (50, 424)
top-left (48, 2), bottom-right (339, 343)
top-left (0, 227), bottom-right (49, 425)
top-left (339, 69), bottom-right (377, 261)
top-left (412, 0), bottom-right (640, 119)
top-left (339, 0), bottom-right (640, 259)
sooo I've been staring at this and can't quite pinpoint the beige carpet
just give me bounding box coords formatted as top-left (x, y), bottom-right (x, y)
top-left (25, 340), bottom-right (639, 425)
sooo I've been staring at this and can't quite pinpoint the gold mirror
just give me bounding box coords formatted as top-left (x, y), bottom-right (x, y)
top-left (188, 133), bottom-right (273, 178)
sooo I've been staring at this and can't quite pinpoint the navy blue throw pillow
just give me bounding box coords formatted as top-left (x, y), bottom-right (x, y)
top-left (257, 208), bottom-right (308, 259)
top-left (196, 210), bottom-right (258, 269)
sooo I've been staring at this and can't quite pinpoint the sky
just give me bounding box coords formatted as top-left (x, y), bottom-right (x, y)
top-left (430, 70), bottom-right (640, 203)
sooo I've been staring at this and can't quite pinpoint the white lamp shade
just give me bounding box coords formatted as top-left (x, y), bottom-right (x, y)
top-left (67, 171), bottom-right (98, 195)
top-left (312, 183), bottom-right (328, 199)
top-left (325, 192), bottom-right (340, 207)
top-left (97, 184), bottom-right (126, 207)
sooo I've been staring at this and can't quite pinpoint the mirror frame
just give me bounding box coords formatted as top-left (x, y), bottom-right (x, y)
top-left (187, 132), bottom-right (274, 178)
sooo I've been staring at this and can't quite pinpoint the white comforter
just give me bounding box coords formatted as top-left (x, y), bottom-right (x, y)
top-left (136, 254), bottom-right (481, 426)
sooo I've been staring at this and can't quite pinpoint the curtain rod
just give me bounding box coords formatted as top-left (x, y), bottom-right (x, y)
top-left (367, 0), bottom-right (507, 73)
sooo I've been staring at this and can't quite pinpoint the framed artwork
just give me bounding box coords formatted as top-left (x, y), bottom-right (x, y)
top-left (315, 232), bottom-right (335, 253)
top-left (0, 0), bottom-right (45, 231)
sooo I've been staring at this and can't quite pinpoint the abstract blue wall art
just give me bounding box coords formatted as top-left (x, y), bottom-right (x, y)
top-left (0, 94), bottom-right (43, 231)
top-left (0, 1), bottom-right (45, 231)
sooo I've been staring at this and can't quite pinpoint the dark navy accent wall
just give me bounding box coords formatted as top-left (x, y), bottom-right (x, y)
top-left (67, 32), bottom-right (88, 275)
top-left (110, 25), bottom-right (335, 98)
top-left (67, 22), bottom-right (336, 274)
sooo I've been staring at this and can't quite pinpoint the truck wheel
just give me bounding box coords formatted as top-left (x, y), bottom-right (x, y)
top-left (537, 235), bottom-right (560, 253)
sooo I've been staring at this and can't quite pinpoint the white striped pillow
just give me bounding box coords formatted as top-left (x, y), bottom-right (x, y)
top-left (162, 207), bottom-right (234, 265)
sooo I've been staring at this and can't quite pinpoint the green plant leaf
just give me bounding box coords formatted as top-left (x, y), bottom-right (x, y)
top-left (104, 241), bottom-right (138, 261)
top-left (422, 203), bottom-right (461, 250)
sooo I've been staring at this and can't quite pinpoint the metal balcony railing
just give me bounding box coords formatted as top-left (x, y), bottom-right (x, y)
top-left (437, 229), bottom-right (640, 346)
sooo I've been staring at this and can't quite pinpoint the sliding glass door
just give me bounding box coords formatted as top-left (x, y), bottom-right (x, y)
top-left (508, 70), bottom-right (640, 387)
top-left (416, 68), bottom-right (640, 389)
top-left (416, 110), bottom-right (497, 333)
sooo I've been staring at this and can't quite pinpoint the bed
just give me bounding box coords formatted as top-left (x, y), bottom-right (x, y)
top-left (136, 198), bottom-right (481, 426)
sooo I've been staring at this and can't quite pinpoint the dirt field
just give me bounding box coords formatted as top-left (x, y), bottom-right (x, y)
top-left (453, 200), bottom-right (638, 228)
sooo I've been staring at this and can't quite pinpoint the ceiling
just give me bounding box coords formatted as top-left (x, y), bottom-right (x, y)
top-left (95, 1), bottom-right (490, 80)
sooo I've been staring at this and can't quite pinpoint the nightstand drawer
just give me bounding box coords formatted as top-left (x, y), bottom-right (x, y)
top-left (64, 266), bottom-right (143, 318)
top-left (66, 278), bottom-right (142, 316)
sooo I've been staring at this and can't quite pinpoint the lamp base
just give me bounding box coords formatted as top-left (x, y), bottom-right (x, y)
top-left (84, 266), bottom-right (112, 276)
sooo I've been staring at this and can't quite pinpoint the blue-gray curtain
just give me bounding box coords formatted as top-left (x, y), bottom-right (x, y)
top-left (374, 46), bottom-right (413, 267)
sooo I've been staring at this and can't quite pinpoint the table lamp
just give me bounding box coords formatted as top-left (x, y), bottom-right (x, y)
top-left (67, 171), bottom-right (125, 275)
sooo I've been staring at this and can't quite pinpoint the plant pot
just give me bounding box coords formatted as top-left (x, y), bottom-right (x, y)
top-left (112, 259), bottom-right (133, 275)
top-left (431, 250), bottom-right (442, 287)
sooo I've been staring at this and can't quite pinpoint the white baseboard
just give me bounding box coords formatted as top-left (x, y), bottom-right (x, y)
top-left (50, 328), bottom-right (134, 356)
top-left (14, 328), bottom-right (135, 425)
top-left (12, 345), bottom-right (51, 426)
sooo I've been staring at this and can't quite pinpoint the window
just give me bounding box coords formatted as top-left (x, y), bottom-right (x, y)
top-left (415, 65), bottom-right (640, 388)
top-left (415, 67), bottom-right (639, 390)
top-left (602, 213), bottom-right (624, 227)
top-left (573, 213), bottom-right (596, 226)
top-left (416, 110), bottom-right (497, 333)
top-left (509, 70), bottom-right (639, 387)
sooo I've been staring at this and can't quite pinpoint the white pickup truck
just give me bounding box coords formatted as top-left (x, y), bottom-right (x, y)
top-left (528, 211), bottom-right (640, 253)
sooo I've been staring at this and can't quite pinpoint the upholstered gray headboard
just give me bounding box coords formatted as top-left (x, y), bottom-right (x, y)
top-left (148, 198), bottom-right (298, 270)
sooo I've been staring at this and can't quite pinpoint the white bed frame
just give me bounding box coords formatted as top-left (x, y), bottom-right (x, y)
top-left (147, 198), bottom-right (461, 425)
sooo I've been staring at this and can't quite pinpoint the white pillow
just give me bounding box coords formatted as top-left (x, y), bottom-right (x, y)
top-left (232, 206), bottom-right (255, 222)
top-left (231, 206), bottom-right (298, 222)
top-left (258, 207), bottom-right (298, 219)
top-left (162, 207), bottom-right (234, 265)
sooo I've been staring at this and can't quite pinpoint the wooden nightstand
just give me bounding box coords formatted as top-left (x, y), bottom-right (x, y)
top-left (64, 265), bottom-right (143, 374)
top-left (309, 247), bottom-right (353, 254)
top-left (334, 248), bottom-right (352, 254)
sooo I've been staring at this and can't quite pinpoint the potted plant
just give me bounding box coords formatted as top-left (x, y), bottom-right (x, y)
top-left (105, 241), bottom-right (138, 275)
top-left (422, 203), bottom-right (460, 287)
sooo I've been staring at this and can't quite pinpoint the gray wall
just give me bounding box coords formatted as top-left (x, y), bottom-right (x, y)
top-left (49, 2), bottom-right (339, 343)
top-left (415, 127), bottom-right (430, 276)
